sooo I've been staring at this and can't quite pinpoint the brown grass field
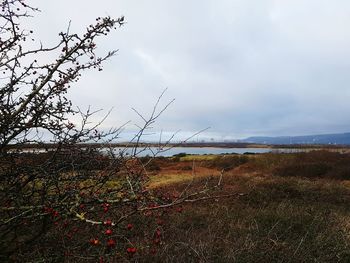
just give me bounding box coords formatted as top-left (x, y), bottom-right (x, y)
top-left (5, 150), bottom-right (350, 262)
top-left (141, 151), bottom-right (350, 262)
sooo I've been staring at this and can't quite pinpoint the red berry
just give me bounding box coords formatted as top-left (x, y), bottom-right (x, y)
top-left (107, 239), bottom-right (116, 247)
top-left (127, 247), bottom-right (137, 255)
top-left (102, 203), bottom-right (110, 213)
top-left (104, 219), bottom-right (112, 226)
top-left (105, 229), bottom-right (112, 235)
top-left (127, 223), bottom-right (133, 230)
top-left (90, 238), bottom-right (99, 246)
top-left (52, 210), bottom-right (59, 217)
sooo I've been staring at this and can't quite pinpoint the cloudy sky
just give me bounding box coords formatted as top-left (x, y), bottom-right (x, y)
top-left (30, 0), bottom-right (350, 141)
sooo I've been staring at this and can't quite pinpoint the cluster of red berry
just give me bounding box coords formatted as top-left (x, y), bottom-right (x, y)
top-left (102, 203), bottom-right (110, 213)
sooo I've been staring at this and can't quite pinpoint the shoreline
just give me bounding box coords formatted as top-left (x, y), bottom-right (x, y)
top-left (4, 142), bottom-right (350, 150)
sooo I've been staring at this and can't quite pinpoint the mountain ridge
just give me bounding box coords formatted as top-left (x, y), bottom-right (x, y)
top-left (240, 132), bottom-right (350, 145)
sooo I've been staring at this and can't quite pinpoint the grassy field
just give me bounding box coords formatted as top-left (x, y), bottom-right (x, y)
top-left (142, 151), bottom-right (350, 262)
top-left (4, 150), bottom-right (350, 262)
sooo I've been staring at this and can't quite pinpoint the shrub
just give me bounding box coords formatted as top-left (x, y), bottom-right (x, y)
top-left (203, 155), bottom-right (249, 170)
top-left (0, 2), bottom-right (220, 261)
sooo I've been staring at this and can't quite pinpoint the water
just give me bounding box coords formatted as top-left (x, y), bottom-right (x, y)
top-left (111, 146), bottom-right (306, 157)
top-left (18, 146), bottom-right (309, 156)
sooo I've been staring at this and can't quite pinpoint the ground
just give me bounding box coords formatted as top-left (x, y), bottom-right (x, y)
top-left (4, 150), bottom-right (350, 262)
top-left (143, 151), bottom-right (350, 262)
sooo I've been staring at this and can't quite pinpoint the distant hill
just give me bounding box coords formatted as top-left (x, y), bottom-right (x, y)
top-left (240, 132), bottom-right (350, 145)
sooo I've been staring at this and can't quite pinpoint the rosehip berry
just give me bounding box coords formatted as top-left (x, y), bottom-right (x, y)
top-left (105, 229), bottom-right (112, 235)
top-left (127, 223), bottom-right (133, 230)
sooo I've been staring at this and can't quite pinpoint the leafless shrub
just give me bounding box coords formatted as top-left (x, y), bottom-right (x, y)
top-left (0, 2), bottom-right (222, 261)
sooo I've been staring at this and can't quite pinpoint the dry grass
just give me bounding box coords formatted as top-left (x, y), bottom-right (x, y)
top-left (149, 165), bottom-right (221, 188)
top-left (6, 150), bottom-right (350, 262)
top-left (139, 151), bottom-right (350, 262)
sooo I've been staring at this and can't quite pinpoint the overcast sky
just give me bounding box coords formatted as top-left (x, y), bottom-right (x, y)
top-left (30, 0), bottom-right (350, 141)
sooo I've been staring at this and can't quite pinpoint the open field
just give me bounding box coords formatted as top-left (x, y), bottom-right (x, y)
top-left (141, 151), bottom-right (350, 262)
top-left (3, 150), bottom-right (350, 262)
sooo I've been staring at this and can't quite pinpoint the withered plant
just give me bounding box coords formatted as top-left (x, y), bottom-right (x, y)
top-left (0, 1), bottom-right (222, 261)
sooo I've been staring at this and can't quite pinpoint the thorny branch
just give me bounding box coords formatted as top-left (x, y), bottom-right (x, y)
top-left (0, 1), bottom-right (224, 261)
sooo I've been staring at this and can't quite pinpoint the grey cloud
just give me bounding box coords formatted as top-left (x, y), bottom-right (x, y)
top-left (26, 0), bottom-right (350, 140)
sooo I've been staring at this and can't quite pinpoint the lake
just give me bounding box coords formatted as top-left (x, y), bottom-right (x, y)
top-left (111, 146), bottom-right (306, 157)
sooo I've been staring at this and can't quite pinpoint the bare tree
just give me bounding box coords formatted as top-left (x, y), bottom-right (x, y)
top-left (0, 1), bottom-right (223, 261)
top-left (0, 0), bottom-right (126, 259)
